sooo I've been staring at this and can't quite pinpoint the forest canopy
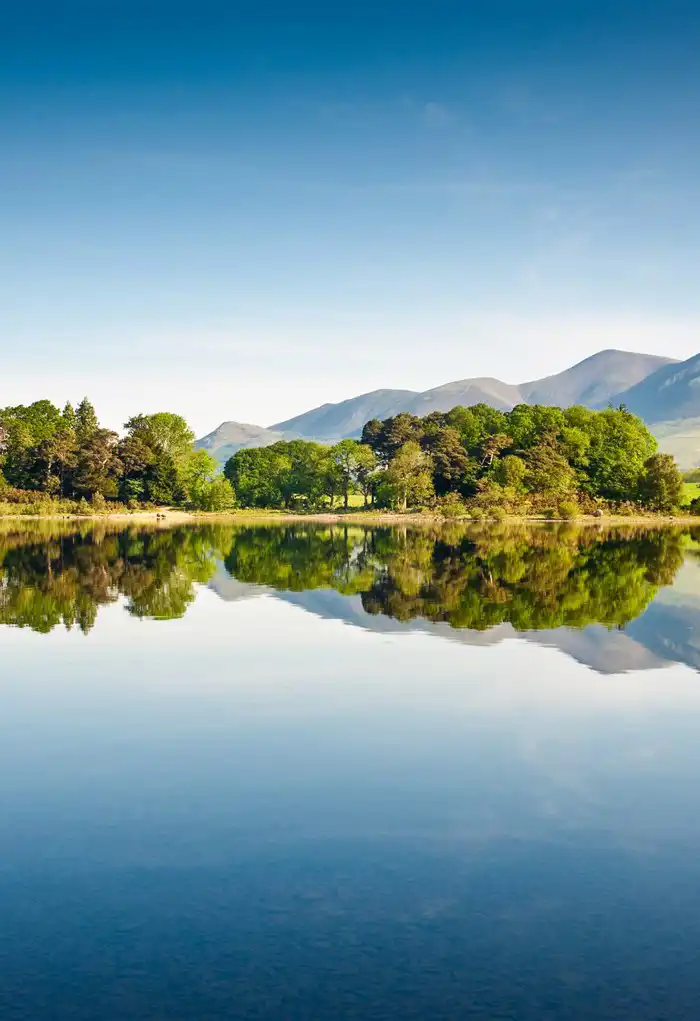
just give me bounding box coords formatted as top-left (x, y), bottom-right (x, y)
top-left (0, 400), bottom-right (235, 511)
top-left (223, 403), bottom-right (684, 514)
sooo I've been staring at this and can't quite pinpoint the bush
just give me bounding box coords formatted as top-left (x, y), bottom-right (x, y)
top-left (558, 500), bottom-right (579, 519)
top-left (488, 506), bottom-right (507, 521)
top-left (615, 501), bottom-right (641, 517)
top-left (468, 506), bottom-right (486, 521)
top-left (91, 493), bottom-right (107, 513)
top-left (437, 496), bottom-right (467, 520)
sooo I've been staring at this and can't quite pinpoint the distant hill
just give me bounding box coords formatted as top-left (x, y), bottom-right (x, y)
top-left (270, 389), bottom-right (419, 441)
top-left (199, 348), bottom-right (700, 467)
top-left (195, 421), bottom-right (298, 464)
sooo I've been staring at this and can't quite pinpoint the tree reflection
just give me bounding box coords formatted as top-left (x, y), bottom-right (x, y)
top-left (0, 521), bottom-right (692, 634)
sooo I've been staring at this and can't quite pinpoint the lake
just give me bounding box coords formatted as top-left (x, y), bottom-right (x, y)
top-left (2, 521), bottom-right (700, 1020)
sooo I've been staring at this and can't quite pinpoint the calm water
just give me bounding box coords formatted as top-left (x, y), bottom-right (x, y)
top-left (2, 521), bottom-right (700, 1020)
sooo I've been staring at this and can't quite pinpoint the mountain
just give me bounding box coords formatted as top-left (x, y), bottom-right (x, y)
top-left (199, 349), bottom-right (699, 466)
top-left (269, 349), bottom-right (677, 440)
top-left (609, 352), bottom-right (700, 423)
top-left (521, 349), bottom-right (675, 408)
top-left (195, 421), bottom-right (297, 464)
top-left (270, 389), bottom-right (419, 441)
top-left (651, 418), bottom-right (700, 470)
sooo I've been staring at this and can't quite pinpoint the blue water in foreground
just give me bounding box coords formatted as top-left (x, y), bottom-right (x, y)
top-left (1, 525), bottom-right (700, 1019)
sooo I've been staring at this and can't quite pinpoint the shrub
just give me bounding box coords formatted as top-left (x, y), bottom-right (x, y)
top-left (558, 500), bottom-right (579, 519)
top-left (437, 496), bottom-right (467, 520)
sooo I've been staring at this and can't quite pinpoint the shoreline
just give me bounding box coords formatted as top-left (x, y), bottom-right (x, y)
top-left (1, 508), bottom-right (700, 527)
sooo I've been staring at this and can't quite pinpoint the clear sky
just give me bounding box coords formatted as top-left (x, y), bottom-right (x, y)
top-left (2, 0), bottom-right (699, 434)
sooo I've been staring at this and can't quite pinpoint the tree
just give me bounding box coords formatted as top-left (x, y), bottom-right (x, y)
top-left (224, 445), bottom-right (292, 507)
top-left (197, 476), bottom-right (236, 511)
top-left (479, 433), bottom-right (512, 467)
top-left (362, 413), bottom-right (423, 464)
top-left (331, 438), bottom-right (364, 509)
top-left (62, 402), bottom-right (78, 430)
top-left (639, 454), bottom-right (683, 512)
top-left (585, 407), bottom-right (657, 500)
top-left (382, 441), bottom-right (434, 510)
top-left (525, 443), bottom-right (577, 496)
top-left (179, 449), bottom-right (235, 510)
top-left (35, 429), bottom-right (78, 496)
top-left (354, 444), bottom-right (378, 506)
top-left (75, 398), bottom-right (99, 442)
top-left (124, 413), bottom-right (195, 467)
top-left (491, 454), bottom-right (527, 491)
top-left (72, 429), bottom-right (121, 498)
top-left (424, 426), bottom-right (471, 495)
top-left (0, 401), bottom-right (64, 489)
top-left (116, 434), bottom-right (156, 502)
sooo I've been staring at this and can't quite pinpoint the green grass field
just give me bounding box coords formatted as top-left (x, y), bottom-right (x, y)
top-left (682, 482), bottom-right (700, 507)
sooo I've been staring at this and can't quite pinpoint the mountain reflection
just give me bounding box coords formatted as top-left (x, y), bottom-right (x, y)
top-left (0, 522), bottom-right (698, 672)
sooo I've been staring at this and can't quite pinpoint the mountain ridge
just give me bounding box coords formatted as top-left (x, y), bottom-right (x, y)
top-left (198, 348), bottom-right (700, 467)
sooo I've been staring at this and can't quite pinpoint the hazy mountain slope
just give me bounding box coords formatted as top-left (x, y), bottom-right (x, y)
top-left (266, 349), bottom-right (673, 441)
top-left (195, 421), bottom-right (295, 464)
top-left (406, 377), bottom-right (523, 416)
top-left (270, 388), bottom-right (419, 440)
top-left (651, 418), bottom-right (700, 470)
top-left (197, 349), bottom-right (692, 457)
top-left (521, 349), bottom-right (676, 408)
top-left (610, 353), bottom-right (700, 422)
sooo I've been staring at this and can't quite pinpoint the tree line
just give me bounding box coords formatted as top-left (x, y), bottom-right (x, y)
top-left (0, 399), bottom-right (235, 511)
top-left (224, 403), bottom-right (685, 514)
top-left (1, 398), bottom-right (686, 516)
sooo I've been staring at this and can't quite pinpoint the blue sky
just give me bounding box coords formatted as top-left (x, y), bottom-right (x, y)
top-left (2, 1), bottom-right (699, 434)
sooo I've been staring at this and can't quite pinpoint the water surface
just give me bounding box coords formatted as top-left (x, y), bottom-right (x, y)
top-left (1, 522), bottom-right (700, 1019)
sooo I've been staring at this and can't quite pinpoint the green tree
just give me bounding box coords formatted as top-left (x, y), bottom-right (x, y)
top-left (61, 402), bottom-right (78, 430)
top-left (330, 438), bottom-right (365, 509)
top-left (354, 444), bottom-right (379, 506)
top-left (224, 445), bottom-right (292, 507)
top-left (585, 407), bottom-right (657, 500)
top-left (75, 398), bottom-right (99, 442)
top-left (124, 412), bottom-right (195, 467)
top-left (491, 454), bottom-right (527, 491)
top-left (382, 441), bottom-right (434, 510)
top-left (525, 443), bottom-right (577, 496)
top-left (424, 426), bottom-right (471, 495)
top-left (72, 429), bottom-right (121, 498)
top-left (179, 449), bottom-right (235, 510)
top-left (639, 453), bottom-right (683, 512)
